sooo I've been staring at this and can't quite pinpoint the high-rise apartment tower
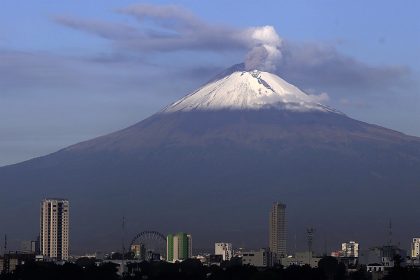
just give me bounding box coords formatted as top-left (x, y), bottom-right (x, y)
top-left (269, 202), bottom-right (286, 257)
top-left (166, 232), bottom-right (192, 262)
top-left (40, 198), bottom-right (69, 260)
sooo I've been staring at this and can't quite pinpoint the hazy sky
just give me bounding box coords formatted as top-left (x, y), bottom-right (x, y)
top-left (1, 0), bottom-right (419, 166)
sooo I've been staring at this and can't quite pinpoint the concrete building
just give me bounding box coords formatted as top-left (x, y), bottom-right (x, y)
top-left (207, 254), bottom-right (223, 266)
top-left (0, 252), bottom-right (35, 273)
top-left (166, 233), bottom-right (192, 262)
top-left (40, 198), bottom-right (70, 261)
top-left (341, 241), bottom-right (359, 258)
top-left (366, 264), bottom-right (385, 272)
top-left (281, 251), bottom-right (321, 268)
top-left (241, 249), bottom-right (275, 267)
top-left (336, 241), bottom-right (360, 267)
top-left (131, 244), bottom-right (146, 260)
top-left (20, 241), bottom-right (33, 253)
top-left (188, 234), bottom-right (192, 259)
top-left (359, 245), bottom-right (406, 268)
top-left (215, 243), bottom-right (233, 261)
top-left (411, 238), bottom-right (420, 258)
top-left (359, 247), bottom-right (383, 265)
top-left (269, 202), bottom-right (286, 258)
top-left (20, 238), bottom-right (39, 254)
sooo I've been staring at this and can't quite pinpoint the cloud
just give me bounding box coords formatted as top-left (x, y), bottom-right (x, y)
top-left (53, 4), bottom-right (412, 93)
top-left (53, 5), bottom-right (245, 53)
top-left (276, 42), bottom-right (411, 92)
top-left (0, 49), bottom-right (218, 97)
top-left (117, 4), bottom-right (203, 31)
top-left (54, 4), bottom-right (280, 73)
top-left (53, 16), bottom-right (140, 41)
top-left (307, 92), bottom-right (330, 103)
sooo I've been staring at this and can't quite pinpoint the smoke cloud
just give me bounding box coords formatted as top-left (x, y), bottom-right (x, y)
top-left (244, 26), bottom-right (282, 71)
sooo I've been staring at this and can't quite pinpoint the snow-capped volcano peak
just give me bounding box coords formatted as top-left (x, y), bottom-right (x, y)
top-left (163, 70), bottom-right (340, 114)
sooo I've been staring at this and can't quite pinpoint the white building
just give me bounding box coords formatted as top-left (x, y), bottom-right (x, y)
top-left (215, 243), bottom-right (233, 261)
top-left (412, 238), bottom-right (420, 258)
top-left (40, 198), bottom-right (69, 261)
top-left (269, 202), bottom-right (286, 257)
top-left (341, 241), bottom-right (359, 258)
top-left (367, 264), bottom-right (385, 273)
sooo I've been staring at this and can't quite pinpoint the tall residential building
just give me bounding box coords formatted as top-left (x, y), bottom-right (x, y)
top-left (411, 238), bottom-right (420, 258)
top-left (341, 241), bottom-right (360, 258)
top-left (187, 234), bottom-right (193, 259)
top-left (215, 243), bottom-right (233, 261)
top-left (269, 202), bottom-right (286, 257)
top-left (40, 198), bottom-right (69, 261)
top-left (166, 233), bottom-right (192, 262)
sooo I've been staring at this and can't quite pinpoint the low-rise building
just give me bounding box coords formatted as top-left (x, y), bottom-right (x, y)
top-left (208, 254), bottom-right (223, 266)
top-left (280, 251), bottom-right (321, 268)
top-left (0, 252), bottom-right (35, 273)
top-left (367, 263), bottom-right (385, 272)
top-left (359, 245), bottom-right (406, 267)
top-left (131, 244), bottom-right (146, 260)
top-left (330, 241), bottom-right (360, 267)
top-left (241, 249), bottom-right (275, 267)
top-left (215, 243), bottom-right (233, 261)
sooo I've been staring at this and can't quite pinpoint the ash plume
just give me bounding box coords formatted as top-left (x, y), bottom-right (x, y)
top-left (244, 26), bottom-right (282, 72)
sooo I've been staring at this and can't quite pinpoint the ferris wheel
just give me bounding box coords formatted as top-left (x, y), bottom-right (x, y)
top-left (130, 231), bottom-right (167, 260)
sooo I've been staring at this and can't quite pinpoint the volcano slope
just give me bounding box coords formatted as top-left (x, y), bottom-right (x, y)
top-left (1, 70), bottom-right (420, 251)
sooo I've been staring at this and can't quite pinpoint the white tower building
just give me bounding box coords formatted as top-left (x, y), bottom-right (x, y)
top-left (40, 198), bottom-right (69, 260)
top-left (341, 241), bottom-right (359, 258)
top-left (215, 243), bottom-right (233, 261)
top-left (412, 238), bottom-right (420, 258)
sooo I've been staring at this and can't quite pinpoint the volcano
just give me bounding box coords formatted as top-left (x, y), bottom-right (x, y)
top-left (1, 68), bottom-right (420, 252)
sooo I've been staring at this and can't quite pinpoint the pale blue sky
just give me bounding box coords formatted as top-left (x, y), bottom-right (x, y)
top-left (1, 0), bottom-right (419, 166)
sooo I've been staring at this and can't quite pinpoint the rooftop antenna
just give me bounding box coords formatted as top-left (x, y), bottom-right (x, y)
top-left (122, 216), bottom-right (126, 256)
top-left (324, 237), bottom-right (328, 256)
top-left (388, 219), bottom-right (393, 246)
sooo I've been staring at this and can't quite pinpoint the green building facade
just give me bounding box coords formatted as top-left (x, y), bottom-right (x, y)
top-left (166, 232), bottom-right (192, 262)
top-left (166, 234), bottom-right (174, 262)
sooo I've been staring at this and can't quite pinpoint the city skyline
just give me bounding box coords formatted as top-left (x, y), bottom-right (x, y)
top-left (1, 2), bottom-right (420, 278)
top-left (2, 196), bottom-right (420, 280)
top-left (3, 198), bottom-right (416, 257)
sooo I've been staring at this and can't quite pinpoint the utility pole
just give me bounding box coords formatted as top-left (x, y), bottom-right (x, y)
top-left (324, 237), bottom-right (328, 256)
top-left (121, 216), bottom-right (126, 276)
top-left (388, 219), bottom-right (393, 246)
top-left (3, 234), bottom-right (7, 255)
